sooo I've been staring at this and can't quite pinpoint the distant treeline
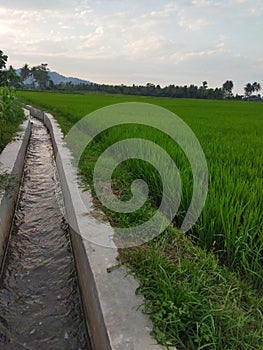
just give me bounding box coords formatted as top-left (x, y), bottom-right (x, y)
top-left (52, 80), bottom-right (262, 101)
top-left (55, 81), bottom-right (227, 99)
top-left (0, 49), bottom-right (262, 101)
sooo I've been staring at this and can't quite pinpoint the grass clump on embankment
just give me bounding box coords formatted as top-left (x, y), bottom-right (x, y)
top-left (0, 87), bottom-right (25, 193)
top-left (0, 87), bottom-right (25, 152)
top-left (18, 90), bottom-right (263, 349)
top-left (119, 230), bottom-right (263, 349)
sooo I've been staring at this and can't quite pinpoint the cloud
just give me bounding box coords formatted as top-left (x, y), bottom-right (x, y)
top-left (0, 0), bottom-right (74, 10)
top-left (123, 36), bottom-right (164, 57)
top-left (166, 39), bottom-right (227, 65)
top-left (178, 16), bottom-right (208, 31)
top-left (232, 0), bottom-right (263, 17)
top-left (140, 3), bottom-right (177, 22)
top-left (250, 7), bottom-right (261, 16)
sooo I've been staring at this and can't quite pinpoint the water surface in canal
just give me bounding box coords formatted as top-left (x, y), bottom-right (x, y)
top-left (0, 119), bottom-right (91, 349)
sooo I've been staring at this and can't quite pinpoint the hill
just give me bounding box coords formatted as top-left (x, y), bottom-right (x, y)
top-left (15, 69), bottom-right (92, 85)
top-left (48, 71), bottom-right (91, 85)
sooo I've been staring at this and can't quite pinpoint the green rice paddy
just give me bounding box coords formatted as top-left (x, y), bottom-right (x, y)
top-left (17, 91), bottom-right (263, 349)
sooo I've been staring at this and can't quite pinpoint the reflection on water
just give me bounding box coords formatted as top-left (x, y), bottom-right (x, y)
top-left (0, 120), bottom-right (91, 349)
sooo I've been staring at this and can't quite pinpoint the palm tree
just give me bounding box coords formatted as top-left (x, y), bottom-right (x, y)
top-left (31, 64), bottom-right (49, 89)
top-left (202, 81), bottom-right (208, 89)
top-left (20, 64), bottom-right (31, 84)
top-left (0, 50), bottom-right (8, 70)
top-left (252, 82), bottom-right (261, 93)
top-left (222, 80), bottom-right (234, 98)
top-left (244, 83), bottom-right (254, 97)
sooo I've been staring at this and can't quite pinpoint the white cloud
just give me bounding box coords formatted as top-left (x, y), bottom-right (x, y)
top-left (234, 0), bottom-right (248, 3)
top-left (168, 41), bottom-right (227, 65)
top-left (0, 0), bottom-right (75, 10)
top-left (95, 26), bottom-right (104, 35)
top-left (247, 7), bottom-right (261, 17)
top-left (191, 0), bottom-right (227, 7)
top-left (178, 16), bottom-right (208, 31)
top-left (124, 36), bottom-right (164, 57)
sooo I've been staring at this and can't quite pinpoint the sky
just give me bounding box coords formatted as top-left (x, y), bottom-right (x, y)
top-left (0, 0), bottom-right (262, 94)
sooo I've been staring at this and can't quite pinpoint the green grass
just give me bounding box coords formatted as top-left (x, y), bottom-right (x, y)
top-left (18, 90), bottom-right (263, 349)
top-left (119, 231), bottom-right (263, 349)
top-left (0, 87), bottom-right (25, 196)
top-left (0, 87), bottom-right (25, 152)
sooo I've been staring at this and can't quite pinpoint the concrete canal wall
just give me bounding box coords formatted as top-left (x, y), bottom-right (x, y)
top-left (0, 112), bottom-right (32, 267)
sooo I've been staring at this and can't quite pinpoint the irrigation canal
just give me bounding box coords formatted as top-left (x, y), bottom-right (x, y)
top-left (0, 119), bottom-right (91, 349)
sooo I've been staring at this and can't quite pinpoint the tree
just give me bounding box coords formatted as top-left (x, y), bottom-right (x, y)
top-left (0, 50), bottom-right (9, 86)
top-left (252, 82), bottom-right (261, 93)
top-left (20, 63), bottom-right (31, 84)
top-left (202, 81), bottom-right (208, 89)
top-left (31, 63), bottom-right (50, 89)
top-left (48, 79), bottom-right (55, 90)
top-left (244, 83), bottom-right (254, 98)
top-left (244, 82), bottom-right (262, 99)
top-left (0, 50), bottom-right (20, 87)
top-left (214, 87), bottom-right (223, 100)
top-left (5, 66), bottom-right (21, 87)
top-left (222, 80), bottom-right (234, 98)
top-left (0, 50), bottom-right (8, 70)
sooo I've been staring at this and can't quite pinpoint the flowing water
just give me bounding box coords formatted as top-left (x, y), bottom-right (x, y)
top-left (0, 119), bottom-right (91, 349)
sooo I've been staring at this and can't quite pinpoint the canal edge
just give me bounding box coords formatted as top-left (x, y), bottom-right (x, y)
top-left (0, 111), bottom-right (32, 269)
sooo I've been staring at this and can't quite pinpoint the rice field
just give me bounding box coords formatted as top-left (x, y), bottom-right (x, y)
top-left (18, 91), bottom-right (263, 285)
top-left (17, 90), bottom-right (263, 349)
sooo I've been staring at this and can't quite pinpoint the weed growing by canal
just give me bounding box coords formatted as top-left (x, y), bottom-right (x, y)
top-left (119, 232), bottom-right (263, 349)
top-left (0, 87), bottom-right (25, 152)
top-left (0, 87), bottom-right (25, 195)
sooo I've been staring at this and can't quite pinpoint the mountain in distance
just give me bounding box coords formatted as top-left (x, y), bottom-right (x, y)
top-left (15, 68), bottom-right (92, 85)
top-left (48, 71), bottom-right (92, 85)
